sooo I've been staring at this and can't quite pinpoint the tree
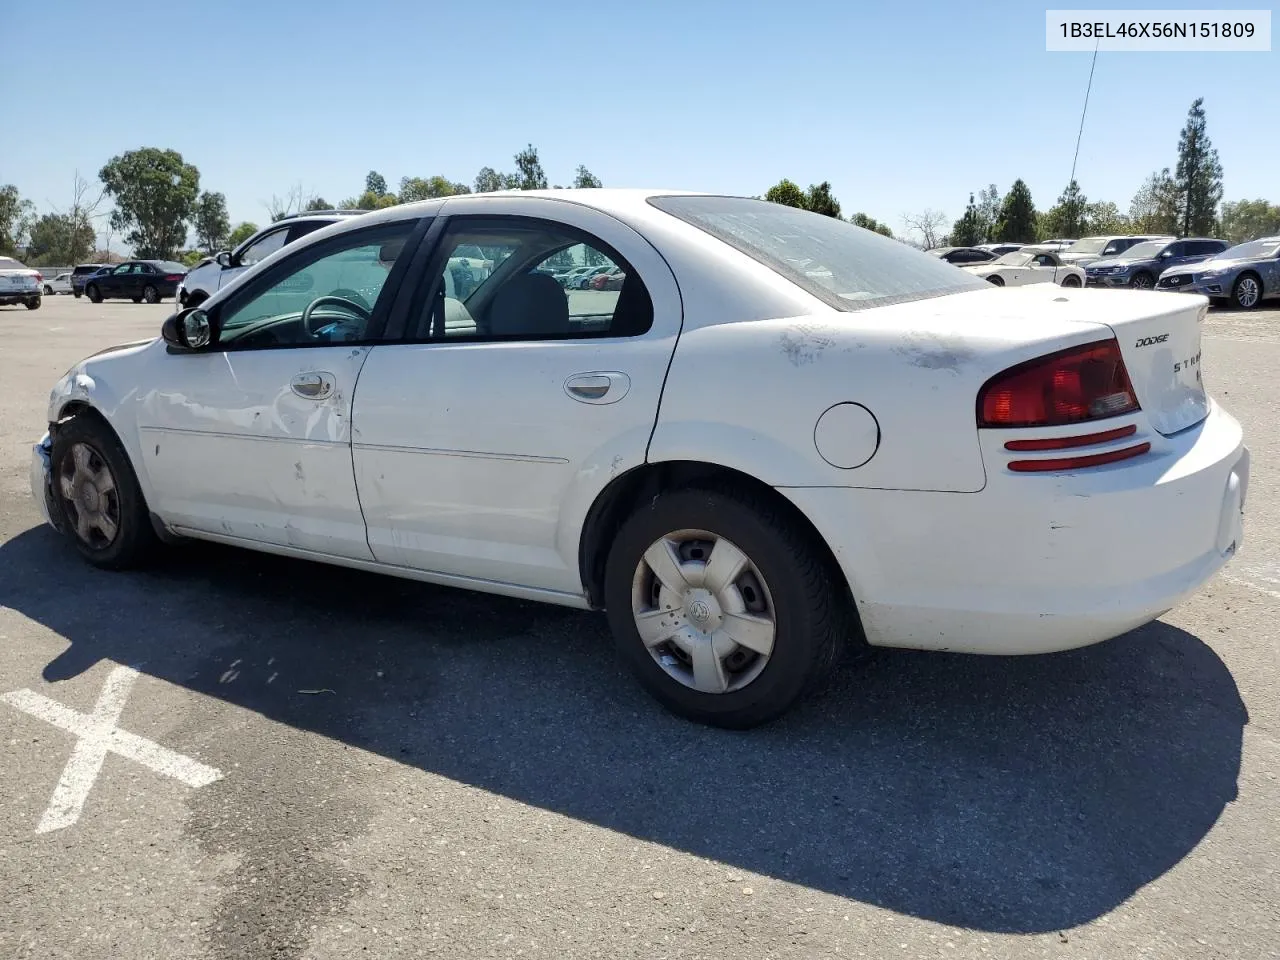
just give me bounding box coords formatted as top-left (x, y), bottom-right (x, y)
top-left (901, 209), bottom-right (947, 249)
top-left (804, 181), bottom-right (841, 218)
top-left (365, 171), bottom-right (388, 196)
top-left (474, 166), bottom-right (516, 193)
top-left (227, 222), bottom-right (258, 248)
top-left (1040, 180), bottom-right (1089, 239)
top-left (193, 191), bottom-right (231, 253)
top-left (994, 179), bottom-right (1037, 243)
top-left (949, 194), bottom-right (985, 247)
top-left (573, 165), bottom-right (602, 188)
top-left (764, 178), bottom-right (808, 209)
top-left (268, 183), bottom-right (325, 221)
top-left (514, 144), bottom-right (548, 190)
top-left (398, 176), bottom-right (470, 202)
top-left (1084, 201), bottom-right (1130, 235)
top-left (1174, 97), bottom-right (1224, 236)
top-left (976, 184), bottom-right (1001, 242)
top-left (1129, 169), bottom-right (1180, 235)
top-left (0, 184), bottom-right (36, 256)
top-left (26, 213), bottom-right (96, 265)
top-left (98, 148), bottom-right (200, 258)
top-left (849, 212), bottom-right (893, 237)
top-left (304, 196), bottom-right (331, 211)
top-left (1220, 199), bottom-right (1280, 245)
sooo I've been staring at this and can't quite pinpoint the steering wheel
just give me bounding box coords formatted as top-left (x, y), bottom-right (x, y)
top-left (302, 295), bottom-right (372, 337)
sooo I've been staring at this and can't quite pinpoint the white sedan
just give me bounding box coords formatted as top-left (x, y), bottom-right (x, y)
top-left (30, 190), bottom-right (1248, 728)
top-left (963, 248), bottom-right (1086, 288)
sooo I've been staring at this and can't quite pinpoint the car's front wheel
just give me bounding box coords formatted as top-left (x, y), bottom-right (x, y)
top-left (1232, 273), bottom-right (1262, 310)
top-left (1129, 272), bottom-right (1155, 290)
top-left (49, 412), bottom-right (158, 569)
top-left (604, 487), bottom-right (852, 729)
top-left (986, 274), bottom-right (1005, 287)
top-left (86, 284), bottom-right (102, 303)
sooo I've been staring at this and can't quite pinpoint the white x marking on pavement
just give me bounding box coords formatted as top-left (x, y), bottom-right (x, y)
top-left (1, 665), bottom-right (224, 834)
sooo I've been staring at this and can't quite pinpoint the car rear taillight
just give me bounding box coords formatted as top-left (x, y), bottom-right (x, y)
top-left (164, 274), bottom-right (183, 282)
top-left (34, 272), bottom-right (43, 282)
top-left (977, 338), bottom-right (1139, 429)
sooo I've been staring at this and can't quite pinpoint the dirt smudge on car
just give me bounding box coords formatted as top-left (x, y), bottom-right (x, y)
top-left (891, 332), bottom-right (976, 374)
top-left (779, 322), bottom-right (838, 366)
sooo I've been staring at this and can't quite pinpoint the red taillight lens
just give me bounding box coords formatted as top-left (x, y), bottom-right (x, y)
top-left (164, 274), bottom-right (183, 281)
top-left (977, 339), bottom-right (1139, 428)
top-left (34, 272), bottom-right (43, 281)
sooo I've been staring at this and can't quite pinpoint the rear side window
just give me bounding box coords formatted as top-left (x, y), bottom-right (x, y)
top-left (648, 195), bottom-right (988, 310)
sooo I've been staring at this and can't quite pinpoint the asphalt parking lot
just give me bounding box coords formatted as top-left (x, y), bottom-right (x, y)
top-left (1, 295), bottom-right (1277, 960)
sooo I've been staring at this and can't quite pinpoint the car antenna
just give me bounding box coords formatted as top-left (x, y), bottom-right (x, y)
top-left (1067, 38), bottom-right (1100, 206)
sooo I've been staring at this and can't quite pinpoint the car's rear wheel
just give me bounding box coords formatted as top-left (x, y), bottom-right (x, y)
top-left (25, 297), bottom-right (41, 310)
top-left (86, 283), bottom-right (102, 303)
top-left (43, 284), bottom-right (53, 295)
top-left (49, 413), bottom-right (157, 569)
top-left (604, 487), bottom-right (851, 729)
top-left (986, 275), bottom-right (1005, 287)
top-left (1129, 272), bottom-right (1154, 290)
top-left (1232, 273), bottom-right (1262, 310)
top-left (142, 284), bottom-right (159, 304)
top-left (1060, 274), bottom-right (1082, 288)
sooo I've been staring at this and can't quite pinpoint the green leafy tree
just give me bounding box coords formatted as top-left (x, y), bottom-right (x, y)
top-left (1174, 97), bottom-right (1225, 236)
top-left (1219, 199), bottom-right (1280, 245)
top-left (0, 184), bottom-right (37, 256)
top-left (1040, 180), bottom-right (1089, 239)
top-left (474, 166), bottom-right (520, 193)
top-left (804, 181), bottom-right (841, 218)
top-left (227, 221), bottom-right (258, 248)
top-left (1129, 169), bottom-right (1180, 235)
top-left (949, 194), bottom-right (985, 247)
top-left (26, 213), bottom-right (96, 265)
top-left (573, 165), bottom-right (603, 188)
top-left (365, 171), bottom-right (388, 196)
top-left (764, 178), bottom-right (808, 209)
top-left (304, 196), bottom-right (331, 211)
top-left (98, 147), bottom-right (200, 258)
top-left (514, 144), bottom-right (548, 190)
top-left (849, 212), bottom-right (893, 237)
top-left (994, 179), bottom-right (1037, 243)
top-left (1084, 201), bottom-right (1130, 235)
top-left (976, 184), bottom-right (1001, 242)
top-left (179, 249), bottom-right (206, 267)
top-left (398, 176), bottom-right (470, 202)
top-left (193, 191), bottom-right (231, 253)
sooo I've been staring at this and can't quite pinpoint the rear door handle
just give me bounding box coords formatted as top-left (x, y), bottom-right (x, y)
top-left (564, 371), bottom-right (631, 404)
top-left (290, 371), bottom-right (335, 400)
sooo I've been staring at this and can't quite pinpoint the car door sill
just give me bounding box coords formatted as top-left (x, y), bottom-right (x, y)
top-left (168, 524), bottom-right (593, 609)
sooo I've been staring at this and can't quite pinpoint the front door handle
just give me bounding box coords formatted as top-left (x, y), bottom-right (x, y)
top-left (564, 371), bottom-right (631, 405)
top-left (290, 372), bottom-right (335, 400)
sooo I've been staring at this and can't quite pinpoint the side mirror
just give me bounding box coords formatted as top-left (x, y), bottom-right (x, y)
top-left (216, 252), bottom-right (233, 268)
top-left (161, 307), bottom-right (218, 351)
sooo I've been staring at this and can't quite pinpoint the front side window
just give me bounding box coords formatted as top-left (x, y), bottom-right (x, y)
top-left (649, 195), bottom-right (987, 310)
top-left (238, 228), bottom-right (289, 267)
top-left (410, 219), bottom-right (651, 341)
top-left (218, 221), bottom-right (416, 348)
top-left (113, 264), bottom-right (132, 275)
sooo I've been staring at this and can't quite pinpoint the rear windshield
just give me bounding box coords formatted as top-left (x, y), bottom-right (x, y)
top-left (73, 264), bottom-right (103, 274)
top-left (0, 257), bottom-right (28, 270)
top-left (648, 195), bottom-right (987, 310)
top-left (155, 261), bottom-right (188, 273)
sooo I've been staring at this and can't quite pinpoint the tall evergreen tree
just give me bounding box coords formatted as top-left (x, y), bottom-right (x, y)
top-left (1129, 169), bottom-right (1180, 235)
top-left (994, 179), bottom-right (1037, 243)
top-left (1174, 97), bottom-right (1224, 236)
top-left (950, 193), bottom-right (985, 247)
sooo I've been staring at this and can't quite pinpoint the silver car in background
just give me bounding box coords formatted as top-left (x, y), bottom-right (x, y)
top-left (1156, 236), bottom-right (1280, 309)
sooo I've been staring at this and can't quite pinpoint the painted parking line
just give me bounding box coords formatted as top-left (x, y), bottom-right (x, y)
top-left (1, 665), bottom-right (223, 834)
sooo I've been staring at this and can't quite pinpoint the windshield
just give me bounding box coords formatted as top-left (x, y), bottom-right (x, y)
top-left (1216, 239), bottom-right (1280, 261)
top-left (1119, 241), bottom-right (1169, 260)
top-left (994, 251), bottom-right (1036, 266)
top-left (1066, 237), bottom-right (1110, 255)
top-left (648, 195), bottom-right (987, 309)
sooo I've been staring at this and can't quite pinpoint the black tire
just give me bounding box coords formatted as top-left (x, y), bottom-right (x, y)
top-left (1060, 274), bottom-right (1082, 288)
top-left (73, 290), bottom-right (82, 299)
top-left (603, 487), bottom-right (854, 729)
top-left (1231, 272), bottom-right (1263, 310)
top-left (86, 283), bottom-right (102, 303)
top-left (986, 275), bottom-right (1005, 287)
top-left (185, 290), bottom-right (208, 308)
top-left (49, 412), bottom-right (158, 569)
top-left (25, 297), bottom-right (41, 310)
top-left (131, 296), bottom-right (142, 303)
top-left (142, 284), bottom-right (159, 304)
top-left (43, 284), bottom-right (53, 295)
top-left (1129, 272), bottom-right (1154, 290)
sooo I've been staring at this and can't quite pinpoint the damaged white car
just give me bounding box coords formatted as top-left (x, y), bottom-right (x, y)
top-left (32, 190), bottom-right (1248, 728)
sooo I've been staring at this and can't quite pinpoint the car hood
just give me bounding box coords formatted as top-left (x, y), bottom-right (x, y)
top-left (1089, 257), bottom-right (1151, 269)
top-left (960, 264), bottom-right (1001, 276)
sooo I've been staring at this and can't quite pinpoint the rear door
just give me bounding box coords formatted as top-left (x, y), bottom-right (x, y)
top-left (351, 197), bottom-right (683, 596)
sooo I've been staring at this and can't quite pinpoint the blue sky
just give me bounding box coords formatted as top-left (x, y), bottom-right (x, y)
top-left (6, 0), bottom-right (1275, 247)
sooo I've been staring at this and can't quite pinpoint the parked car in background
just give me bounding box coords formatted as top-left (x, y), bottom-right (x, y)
top-left (554, 266), bottom-right (594, 287)
top-left (1156, 236), bottom-right (1280, 309)
top-left (1085, 238), bottom-right (1229, 289)
top-left (29, 189), bottom-right (1248, 729)
top-left (1058, 235), bottom-right (1176, 268)
top-left (0, 256), bottom-right (42, 309)
top-left (961, 248), bottom-right (1085, 287)
top-left (569, 264), bottom-right (616, 288)
top-left (71, 263), bottom-right (108, 298)
top-left (85, 260), bottom-right (188, 303)
top-left (974, 243), bottom-right (1024, 256)
top-left (1037, 239), bottom-right (1076, 252)
top-left (591, 268), bottom-right (627, 290)
top-left (179, 211), bottom-right (364, 307)
top-left (43, 272), bottom-right (73, 295)
top-left (929, 246), bottom-right (999, 265)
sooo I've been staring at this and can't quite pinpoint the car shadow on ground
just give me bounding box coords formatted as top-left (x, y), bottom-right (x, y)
top-left (0, 525), bottom-right (1246, 934)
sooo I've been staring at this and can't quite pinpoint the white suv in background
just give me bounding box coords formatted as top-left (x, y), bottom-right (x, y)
top-left (177, 211), bottom-right (366, 306)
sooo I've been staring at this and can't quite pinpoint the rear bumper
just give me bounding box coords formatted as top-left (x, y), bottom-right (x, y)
top-left (781, 402), bottom-right (1248, 655)
top-left (0, 291), bottom-right (39, 304)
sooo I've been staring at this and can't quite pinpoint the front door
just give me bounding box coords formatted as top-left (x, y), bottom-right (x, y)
top-left (135, 217), bottom-right (423, 560)
top-left (102, 263), bottom-right (133, 297)
top-left (351, 200), bottom-right (683, 597)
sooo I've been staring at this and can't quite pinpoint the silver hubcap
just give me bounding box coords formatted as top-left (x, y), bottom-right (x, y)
top-left (1132, 275), bottom-right (1152, 288)
top-left (1238, 277), bottom-right (1259, 307)
top-left (58, 442), bottom-right (120, 548)
top-left (631, 529), bottom-right (776, 695)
